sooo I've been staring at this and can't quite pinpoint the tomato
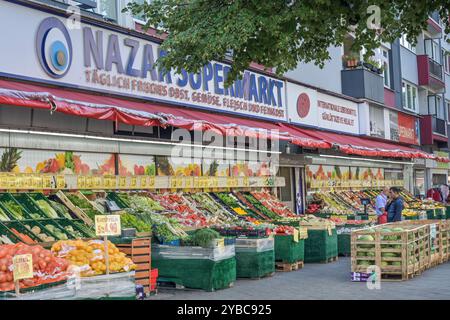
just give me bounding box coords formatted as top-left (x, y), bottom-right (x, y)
top-left (0, 272), bottom-right (6, 283)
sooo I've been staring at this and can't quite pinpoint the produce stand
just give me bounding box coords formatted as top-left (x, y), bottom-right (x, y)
top-left (235, 237), bottom-right (275, 278)
top-left (0, 281), bottom-right (76, 300)
top-left (151, 244), bottom-right (236, 292)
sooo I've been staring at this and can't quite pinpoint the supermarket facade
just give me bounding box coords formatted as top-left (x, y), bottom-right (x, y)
top-left (0, 0), bottom-right (448, 213)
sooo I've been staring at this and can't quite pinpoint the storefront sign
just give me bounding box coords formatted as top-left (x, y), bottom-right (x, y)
top-left (0, 2), bottom-right (286, 122)
top-left (95, 215), bottom-right (121, 236)
top-left (434, 151), bottom-right (449, 169)
top-left (287, 82), bottom-right (359, 134)
top-left (398, 113), bottom-right (420, 145)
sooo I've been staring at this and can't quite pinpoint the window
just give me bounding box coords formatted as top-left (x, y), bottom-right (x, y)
top-left (428, 95), bottom-right (443, 118)
top-left (382, 48), bottom-right (390, 88)
top-left (369, 105), bottom-right (385, 138)
top-left (402, 81), bottom-right (418, 112)
top-left (97, 0), bottom-right (118, 21)
top-left (132, 0), bottom-right (151, 22)
top-left (389, 111), bottom-right (399, 142)
top-left (447, 100), bottom-right (450, 123)
top-left (400, 34), bottom-right (416, 53)
top-left (444, 50), bottom-right (450, 74)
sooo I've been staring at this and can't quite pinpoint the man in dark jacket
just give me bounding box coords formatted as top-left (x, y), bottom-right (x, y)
top-left (386, 187), bottom-right (404, 222)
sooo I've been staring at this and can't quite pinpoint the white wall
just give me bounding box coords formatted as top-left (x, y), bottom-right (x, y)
top-left (284, 46), bottom-right (343, 94)
top-left (400, 46), bottom-right (418, 85)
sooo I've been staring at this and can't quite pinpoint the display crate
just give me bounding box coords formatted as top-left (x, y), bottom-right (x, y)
top-left (1, 220), bottom-right (42, 243)
top-left (11, 193), bottom-right (49, 219)
top-left (235, 237), bottom-right (275, 278)
top-left (106, 192), bottom-right (130, 209)
top-left (304, 228), bottom-right (338, 263)
top-left (27, 193), bottom-right (68, 219)
top-left (0, 221), bottom-right (30, 244)
top-left (116, 237), bottom-right (152, 294)
top-left (55, 191), bottom-right (94, 226)
top-left (351, 223), bottom-right (430, 281)
top-left (0, 193), bottom-right (33, 220)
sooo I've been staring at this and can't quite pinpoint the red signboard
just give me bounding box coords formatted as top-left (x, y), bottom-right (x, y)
top-left (398, 113), bottom-right (419, 145)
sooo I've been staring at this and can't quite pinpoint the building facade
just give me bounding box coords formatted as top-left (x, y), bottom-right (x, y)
top-left (0, 0), bottom-right (448, 213)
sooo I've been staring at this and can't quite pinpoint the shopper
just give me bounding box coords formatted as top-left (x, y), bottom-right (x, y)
top-left (375, 187), bottom-right (389, 224)
top-left (441, 184), bottom-right (449, 204)
top-left (386, 187), bottom-right (404, 222)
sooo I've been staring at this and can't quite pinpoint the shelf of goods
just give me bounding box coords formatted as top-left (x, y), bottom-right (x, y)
top-left (351, 220), bottom-right (450, 281)
top-left (307, 188), bottom-right (447, 221)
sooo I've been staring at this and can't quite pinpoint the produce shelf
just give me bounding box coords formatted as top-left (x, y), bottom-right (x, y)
top-left (12, 193), bottom-right (49, 219)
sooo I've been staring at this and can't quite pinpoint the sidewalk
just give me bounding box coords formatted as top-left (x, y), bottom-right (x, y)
top-left (149, 257), bottom-right (450, 300)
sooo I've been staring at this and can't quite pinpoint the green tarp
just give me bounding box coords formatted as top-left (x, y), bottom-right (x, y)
top-left (235, 250), bottom-right (275, 278)
top-left (274, 235), bottom-right (304, 263)
top-left (304, 229), bottom-right (338, 263)
top-left (151, 256), bottom-right (236, 292)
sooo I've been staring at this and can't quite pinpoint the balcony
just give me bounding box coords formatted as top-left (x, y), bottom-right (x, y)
top-left (420, 115), bottom-right (448, 146)
top-left (427, 12), bottom-right (442, 37)
top-left (417, 55), bottom-right (445, 93)
top-left (341, 68), bottom-right (385, 104)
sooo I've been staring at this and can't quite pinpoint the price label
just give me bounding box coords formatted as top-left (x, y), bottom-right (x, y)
top-left (7, 175), bottom-right (16, 188)
top-left (95, 215), bottom-right (121, 236)
top-left (85, 176), bottom-right (93, 188)
top-left (130, 176), bottom-right (137, 188)
top-left (140, 176), bottom-right (148, 188)
top-left (170, 177), bottom-right (177, 188)
top-left (56, 175), bottom-right (65, 189)
top-left (293, 229), bottom-right (299, 242)
top-left (176, 177), bottom-right (183, 188)
top-left (0, 174), bottom-right (7, 188)
top-left (77, 176), bottom-right (86, 189)
top-left (119, 176), bottom-right (127, 188)
top-left (13, 254), bottom-right (33, 281)
top-left (185, 178), bottom-right (192, 189)
top-left (42, 175), bottom-right (53, 189)
top-left (193, 177), bottom-right (199, 188)
top-left (148, 176), bottom-right (155, 188)
top-left (33, 176), bottom-right (43, 189)
top-left (93, 176), bottom-right (102, 188)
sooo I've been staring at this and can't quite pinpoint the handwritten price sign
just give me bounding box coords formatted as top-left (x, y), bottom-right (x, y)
top-left (13, 254), bottom-right (33, 281)
top-left (95, 215), bottom-right (121, 236)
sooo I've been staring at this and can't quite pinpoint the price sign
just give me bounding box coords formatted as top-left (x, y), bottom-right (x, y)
top-left (185, 178), bottom-right (192, 189)
top-left (119, 176), bottom-right (127, 188)
top-left (7, 175), bottom-right (16, 188)
top-left (13, 254), bottom-right (33, 281)
top-left (56, 175), bottom-right (66, 189)
top-left (130, 176), bottom-right (137, 188)
top-left (176, 177), bottom-right (183, 188)
top-left (33, 176), bottom-right (43, 189)
top-left (140, 176), bottom-right (147, 188)
top-left (77, 176), bottom-right (86, 189)
top-left (42, 175), bottom-right (53, 189)
top-left (93, 176), bottom-right (102, 188)
top-left (85, 176), bottom-right (93, 188)
top-left (148, 176), bottom-right (155, 188)
top-left (95, 215), bottom-right (121, 236)
top-left (293, 229), bottom-right (299, 242)
top-left (170, 177), bottom-right (177, 188)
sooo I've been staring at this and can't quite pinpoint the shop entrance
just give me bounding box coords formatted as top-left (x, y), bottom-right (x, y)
top-left (277, 167), bottom-right (295, 212)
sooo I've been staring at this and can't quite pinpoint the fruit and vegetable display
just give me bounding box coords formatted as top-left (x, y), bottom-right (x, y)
top-left (35, 200), bottom-right (60, 219)
top-left (0, 235), bottom-right (15, 245)
top-left (273, 225), bottom-right (297, 235)
top-left (24, 225), bottom-right (55, 242)
top-left (183, 228), bottom-right (222, 247)
top-left (185, 193), bottom-right (239, 225)
top-left (213, 192), bottom-right (264, 223)
top-left (0, 207), bottom-right (10, 221)
top-left (2, 200), bottom-right (26, 220)
top-left (0, 243), bottom-right (71, 292)
top-left (65, 192), bottom-right (103, 221)
top-left (128, 194), bottom-right (165, 212)
top-left (234, 192), bottom-right (279, 220)
top-left (250, 190), bottom-right (296, 218)
top-left (51, 239), bottom-right (136, 276)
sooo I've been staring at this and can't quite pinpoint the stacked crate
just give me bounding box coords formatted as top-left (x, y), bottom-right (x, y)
top-left (351, 223), bottom-right (430, 281)
top-left (116, 237), bottom-right (155, 294)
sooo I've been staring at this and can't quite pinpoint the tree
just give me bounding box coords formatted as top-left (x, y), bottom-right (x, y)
top-left (124, 0), bottom-right (450, 84)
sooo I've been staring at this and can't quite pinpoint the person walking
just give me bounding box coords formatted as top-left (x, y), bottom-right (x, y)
top-left (375, 187), bottom-right (389, 224)
top-left (386, 187), bottom-right (404, 222)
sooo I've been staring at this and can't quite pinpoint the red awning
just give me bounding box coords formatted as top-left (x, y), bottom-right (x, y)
top-left (0, 80), bottom-right (329, 149)
top-left (295, 127), bottom-right (440, 160)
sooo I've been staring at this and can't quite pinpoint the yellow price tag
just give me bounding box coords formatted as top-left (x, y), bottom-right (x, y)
top-left (170, 177), bottom-right (177, 188)
top-left (149, 176), bottom-right (155, 188)
top-left (140, 176), bottom-right (148, 188)
top-left (95, 215), bottom-right (121, 236)
top-left (119, 176), bottom-right (127, 188)
top-left (77, 176), bottom-right (86, 189)
top-left (0, 174), bottom-right (7, 188)
top-left (193, 177), bottom-right (199, 188)
top-left (130, 176), bottom-right (137, 188)
top-left (56, 175), bottom-right (65, 189)
top-left (185, 178), bottom-right (192, 188)
top-left (85, 176), bottom-right (93, 188)
top-left (176, 177), bottom-right (183, 188)
top-left (93, 176), bottom-right (102, 188)
top-left (33, 176), bottom-right (43, 189)
top-left (293, 229), bottom-right (299, 242)
top-left (13, 254), bottom-right (33, 281)
top-left (7, 175), bottom-right (16, 188)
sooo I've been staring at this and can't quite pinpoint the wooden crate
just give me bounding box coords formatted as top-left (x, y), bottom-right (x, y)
top-left (351, 223), bottom-right (430, 281)
top-left (55, 190), bottom-right (94, 226)
top-left (116, 237), bottom-right (152, 294)
top-left (399, 220), bottom-right (449, 267)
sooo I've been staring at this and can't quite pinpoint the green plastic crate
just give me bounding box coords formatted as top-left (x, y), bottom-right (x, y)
top-left (235, 250), bottom-right (274, 278)
top-left (27, 193), bottom-right (69, 219)
top-left (106, 192), bottom-right (129, 209)
top-left (35, 218), bottom-right (74, 240)
top-left (446, 206), bottom-right (450, 219)
top-left (0, 221), bottom-right (22, 243)
top-left (304, 228), bottom-right (338, 263)
top-left (274, 235), bottom-right (304, 263)
top-left (1, 220), bottom-right (42, 243)
top-left (0, 193), bottom-right (33, 220)
top-left (152, 255), bottom-right (236, 292)
top-left (426, 209), bottom-right (435, 219)
top-left (53, 218), bottom-right (94, 238)
top-left (11, 193), bottom-right (48, 219)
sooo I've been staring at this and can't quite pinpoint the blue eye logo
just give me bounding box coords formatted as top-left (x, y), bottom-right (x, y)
top-left (36, 17), bottom-right (72, 78)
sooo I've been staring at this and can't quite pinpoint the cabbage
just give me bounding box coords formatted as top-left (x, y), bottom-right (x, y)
top-left (36, 200), bottom-right (59, 218)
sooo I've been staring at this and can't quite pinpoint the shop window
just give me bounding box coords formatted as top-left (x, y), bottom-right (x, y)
top-left (444, 50), bottom-right (450, 74)
top-left (381, 48), bottom-right (390, 88)
top-left (402, 81), bottom-right (418, 113)
top-left (414, 170), bottom-right (425, 197)
top-left (277, 167), bottom-right (292, 202)
top-left (384, 169), bottom-right (403, 181)
top-left (389, 111), bottom-right (399, 141)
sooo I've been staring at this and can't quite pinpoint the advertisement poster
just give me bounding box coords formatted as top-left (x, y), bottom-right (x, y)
top-left (398, 113), bottom-right (420, 145)
top-left (0, 148), bottom-right (115, 175)
top-left (118, 154), bottom-right (156, 176)
top-left (156, 156), bottom-right (202, 176)
top-left (202, 159), bottom-right (230, 177)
